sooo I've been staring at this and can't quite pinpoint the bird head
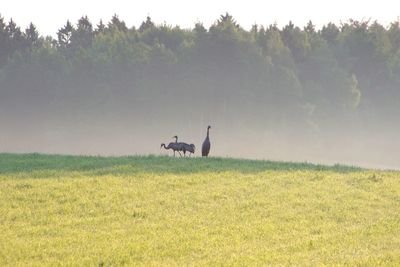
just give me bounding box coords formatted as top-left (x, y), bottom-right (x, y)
top-left (208, 125), bottom-right (211, 129)
top-left (160, 143), bottom-right (165, 148)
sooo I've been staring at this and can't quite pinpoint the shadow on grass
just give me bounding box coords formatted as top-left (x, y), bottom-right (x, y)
top-left (0, 153), bottom-right (364, 177)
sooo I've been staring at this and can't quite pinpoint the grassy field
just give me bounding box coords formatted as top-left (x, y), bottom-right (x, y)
top-left (0, 153), bottom-right (399, 266)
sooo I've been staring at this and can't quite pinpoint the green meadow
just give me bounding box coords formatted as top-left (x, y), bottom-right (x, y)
top-left (0, 154), bottom-right (399, 266)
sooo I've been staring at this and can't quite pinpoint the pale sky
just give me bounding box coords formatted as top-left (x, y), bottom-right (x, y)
top-left (2, 0), bottom-right (400, 36)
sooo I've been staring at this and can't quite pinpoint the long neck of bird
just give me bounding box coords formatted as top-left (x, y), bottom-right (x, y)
top-left (161, 144), bottom-right (169, 150)
top-left (206, 128), bottom-right (209, 138)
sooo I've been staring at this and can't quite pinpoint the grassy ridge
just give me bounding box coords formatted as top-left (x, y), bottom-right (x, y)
top-left (0, 154), bottom-right (399, 266)
top-left (0, 153), bottom-right (362, 176)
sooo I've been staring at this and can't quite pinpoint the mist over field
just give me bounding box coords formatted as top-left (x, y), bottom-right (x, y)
top-left (1, 117), bottom-right (398, 169)
top-left (0, 14), bottom-right (399, 169)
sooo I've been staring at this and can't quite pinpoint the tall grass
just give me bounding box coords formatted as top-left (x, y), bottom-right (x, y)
top-left (0, 153), bottom-right (362, 176)
top-left (0, 154), bottom-right (399, 266)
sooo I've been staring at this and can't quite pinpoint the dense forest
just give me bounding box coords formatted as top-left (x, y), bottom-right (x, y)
top-left (0, 13), bottom-right (399, 167)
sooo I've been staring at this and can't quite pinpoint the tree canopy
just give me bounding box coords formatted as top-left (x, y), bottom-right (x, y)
top-left (0, 14), bottom-right (399, 136)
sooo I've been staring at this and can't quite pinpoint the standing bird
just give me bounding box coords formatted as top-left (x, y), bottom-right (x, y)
top-left (201, 125), bottom-right (211, 157)
top-left (172, 135), bottom-right (184, 153)
top-left (173, 135), bottom-right (195, 157)
top-left (160, 142), bottom-right (182, 157)
top-left (181, 143), bottom-right (195, 157)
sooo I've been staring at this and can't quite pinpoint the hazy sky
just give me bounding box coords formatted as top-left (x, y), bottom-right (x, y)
top-left (2, 0), bottom-right (400, 36)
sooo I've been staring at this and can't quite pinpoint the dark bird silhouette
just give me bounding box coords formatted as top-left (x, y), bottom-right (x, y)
top-left (181, 143), bottom-right (195, 157)
top-left (173, 135), bottom-right (195, 157)
top-left (201, 125), bottom-right (211, 157)
top-left (172, 135), bottom-right (183, 152)
top-left (160, 142), bottom-right (182, 157)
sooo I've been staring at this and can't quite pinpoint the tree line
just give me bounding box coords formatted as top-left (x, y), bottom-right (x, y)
top-left (0, 13), bottom-right (399, 136)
